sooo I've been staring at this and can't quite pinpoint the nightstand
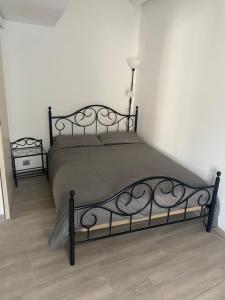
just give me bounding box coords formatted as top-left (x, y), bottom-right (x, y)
top-left (10, 137), bottom-right (48, 187)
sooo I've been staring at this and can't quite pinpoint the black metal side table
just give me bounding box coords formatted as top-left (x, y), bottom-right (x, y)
top-left (10, 137), bottom-right (48, 187)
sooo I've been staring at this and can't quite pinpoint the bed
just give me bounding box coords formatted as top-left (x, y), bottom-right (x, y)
top-left (48, 104), bottom-right (221, 266)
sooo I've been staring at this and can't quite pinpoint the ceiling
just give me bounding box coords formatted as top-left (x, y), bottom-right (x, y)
top-left (129, 0), bottom-right (149, 6)
top-left (0, 0), bottom-right (147, 27)
top-left (0, 0), bottom-right (70, 27)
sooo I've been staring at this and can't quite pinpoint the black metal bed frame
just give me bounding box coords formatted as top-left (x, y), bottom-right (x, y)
top-left (48, 104), bottom-right (139, 145)
top-left (48, 104), bottom-right (221, 266)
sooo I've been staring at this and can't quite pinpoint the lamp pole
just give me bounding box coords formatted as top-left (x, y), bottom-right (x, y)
top-left (128, 68), bottom-right (135, 118)
top-left (127, 57), bottom-right (141, 132)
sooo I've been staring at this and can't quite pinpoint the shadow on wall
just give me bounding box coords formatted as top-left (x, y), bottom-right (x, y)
top-left (136, 0), bottom-right (174, 145)
top-left (136, 0), bottom-right (225, 229)
top-left (136, 0), bottom-right (224, 181)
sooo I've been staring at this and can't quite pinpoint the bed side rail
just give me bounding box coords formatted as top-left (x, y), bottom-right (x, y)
top-left (68, 171), bottom-right (221, 265)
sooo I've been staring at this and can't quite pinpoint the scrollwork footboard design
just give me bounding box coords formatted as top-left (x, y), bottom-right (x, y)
top-left (68, 172), bottom-right (221, 265)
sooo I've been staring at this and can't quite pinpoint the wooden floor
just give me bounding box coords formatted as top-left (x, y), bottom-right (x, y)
top-left (1, 177), bottom-right (225, 299)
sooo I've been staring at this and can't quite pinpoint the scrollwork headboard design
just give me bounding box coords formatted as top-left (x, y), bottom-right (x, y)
top-left (48, 104), bottom-right (139, 146)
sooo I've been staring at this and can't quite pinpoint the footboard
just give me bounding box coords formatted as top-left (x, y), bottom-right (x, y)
top-left (68, 171), bottom-right (221, 265)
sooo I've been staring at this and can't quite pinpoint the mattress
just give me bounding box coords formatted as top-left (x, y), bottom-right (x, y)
top-left (48, 140), bottom-right (209, 249)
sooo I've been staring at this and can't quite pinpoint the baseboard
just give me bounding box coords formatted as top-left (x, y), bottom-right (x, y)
top-left (215, 227), bottom-right (225, 240)
top-left (0, 215), bottom-right (5, 223)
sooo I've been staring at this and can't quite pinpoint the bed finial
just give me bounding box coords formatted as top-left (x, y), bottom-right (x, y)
top-left (217, 171), bottom-right (221, 178)
top-left (70, 190), bottom-right (75, 198)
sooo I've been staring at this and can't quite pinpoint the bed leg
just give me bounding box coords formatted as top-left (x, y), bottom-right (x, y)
top-left (69, 191), bottom-right (75, 266)
top-left (206, 171), bottom-right (221, 233)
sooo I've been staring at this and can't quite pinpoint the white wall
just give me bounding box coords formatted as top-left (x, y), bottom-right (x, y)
top-left (1, 0), bottom-right (140, 149)
top-left (0, 42), bottom-right (14, 219)
top-left (0, 174), bottom-right (4, 216)
top-left (136, 0), bottom-right (225, 230)
top-left (4, 0), bottom-right (225, 229)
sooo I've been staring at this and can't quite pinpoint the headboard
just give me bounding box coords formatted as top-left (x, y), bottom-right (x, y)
top-left (48, 104), bottom-right (139, 146)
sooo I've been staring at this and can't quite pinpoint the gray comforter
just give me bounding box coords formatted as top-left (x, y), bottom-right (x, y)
top-left (48, 142), bottom-right (210, 248)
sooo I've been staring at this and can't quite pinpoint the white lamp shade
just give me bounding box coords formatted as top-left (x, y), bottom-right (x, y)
top-left (127, 57), bottom-right (141, 69)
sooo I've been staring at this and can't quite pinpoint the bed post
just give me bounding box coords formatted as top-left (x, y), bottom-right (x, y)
top-left (48, 106), bottom-right (53, 146)
top-left (127, 99), bottom-right (132, 132)
top-left (206, 171), bottom-right (221, 233)
top-left (69, 191), bottom-right (75, 266)
top-left (134, 106), bottom-right (139, 132)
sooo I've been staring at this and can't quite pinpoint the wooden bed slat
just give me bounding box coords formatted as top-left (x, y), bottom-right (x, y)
top-left (80, 206), bottom-right (201, 232)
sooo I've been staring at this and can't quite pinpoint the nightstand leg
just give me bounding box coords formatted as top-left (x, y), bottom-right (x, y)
top-left (12, 158), bottom-right (18, 187)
